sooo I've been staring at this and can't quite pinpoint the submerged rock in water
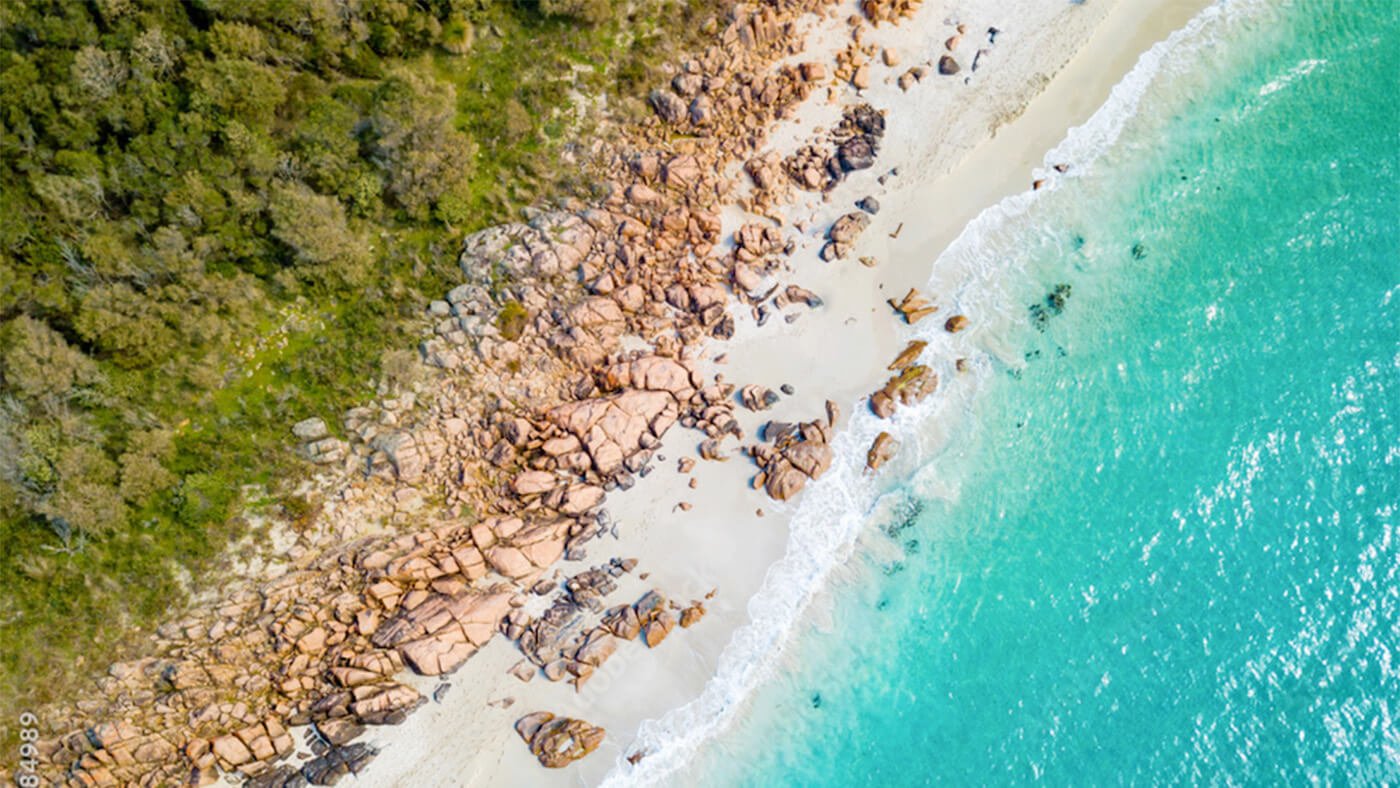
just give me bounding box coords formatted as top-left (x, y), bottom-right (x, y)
top-left (866, 432), bottom-right (899, 472)
top-left (869, 366), bottom-right (937, 419)
top-left (888, 340), bottom-right (927, 371)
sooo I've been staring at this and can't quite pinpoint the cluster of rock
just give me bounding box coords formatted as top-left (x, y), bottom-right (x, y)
top-left (749, 404), bottom-right (839, 501)
top-left (507, 561), bottom-right (631, 687)
top-left (869, 364), bottom-right (938, 420)
top-left (888, 287), bottom-right (937, 323)
top-left (740, 384), bottom-right (781, 411)
top-left (234, 741), bottom-right (377, 788)
top-left (860, 0), bottom-right (922, 26)
top-left (861, 319), bottom-right (977, 472)
top-left (514, 712), bottom-right (605, 769)
top-left (505, 576), bottom-right (710, 694)
top-left (782, 103), bottom-right (886, 194)
top-left (1029, 282), bottom-right (1072, 331)
top-left (22, 0), bottom-right (946, 783)
top-left (612, 588), bottom-right (708, 646)
top-left (822, 209), bottom-right (873, 261)
top-left (24, 536), bottom-right (443, 785)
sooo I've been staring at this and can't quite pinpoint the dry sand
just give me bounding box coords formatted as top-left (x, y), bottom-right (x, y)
top-left (350, 0), bottom-right (1215, 784)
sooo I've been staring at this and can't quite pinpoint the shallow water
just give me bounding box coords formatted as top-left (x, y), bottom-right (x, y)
top-left (678, 0), bottom-right (1399, 783)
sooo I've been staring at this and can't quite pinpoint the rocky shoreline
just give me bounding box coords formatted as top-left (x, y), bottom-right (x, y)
top-left (15, 1), bottom-right (952, 784)
top-left (7, 0), bottom-right (1198, 780)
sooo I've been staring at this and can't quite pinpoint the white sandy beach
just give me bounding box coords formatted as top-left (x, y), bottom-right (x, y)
top-left (350, 0), bottom-right (1215, 784)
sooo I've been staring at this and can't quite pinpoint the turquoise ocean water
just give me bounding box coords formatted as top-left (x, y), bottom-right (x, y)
top-left (611, 0), bottom-right (1398, 784)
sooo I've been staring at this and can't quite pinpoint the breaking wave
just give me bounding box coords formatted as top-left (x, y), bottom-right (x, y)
top-left (600, 1), bottom-right (1272, 783)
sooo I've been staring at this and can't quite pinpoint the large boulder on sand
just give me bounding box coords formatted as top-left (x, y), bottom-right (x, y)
top-left (764, 465), bottom-right (810, 501)
top-left (515, 713), bottom-right (606, 768)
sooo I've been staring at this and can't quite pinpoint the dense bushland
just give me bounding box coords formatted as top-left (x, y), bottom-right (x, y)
top-left (0, 0), bottom-right (711, 711)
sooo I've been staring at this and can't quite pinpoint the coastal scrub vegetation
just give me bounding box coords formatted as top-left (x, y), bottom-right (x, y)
top-left (0, 0), bottom-right (713, 713)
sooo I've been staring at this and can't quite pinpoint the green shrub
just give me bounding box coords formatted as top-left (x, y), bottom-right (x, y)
top-left (538, 0), bottom-right (615, 25)
top-left (496, 300), bottom-right (530, 340)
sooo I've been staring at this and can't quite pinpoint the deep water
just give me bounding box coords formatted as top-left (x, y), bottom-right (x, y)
top-left (689, 0), bottom-right (1399, 784)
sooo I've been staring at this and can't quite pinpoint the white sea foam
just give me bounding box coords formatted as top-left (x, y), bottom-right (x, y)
top-left (1259, 58), bottom-right (1327, 97)
top-left (600, 2), bottom-right (1273, 784)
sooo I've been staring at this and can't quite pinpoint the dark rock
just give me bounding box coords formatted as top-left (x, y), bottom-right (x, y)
top-left (857, 195), bottom-right (881, 214)
top-left (649, 90), bottom-right (688, 123)
top-left (837, 137), bottom-right (876, 172)
top-left (314, 719), bottom-right (364, 748)
top-left (849, 103), bottom-right (886, 135)
top-left (248, 766), bottom-right (309, 788)
top-left (938, 55), bottom-right (961, 75)
top-left (302, 743), bottom-right (377, 786)
top-left (689, 95), bottom-right (713, 125)
top-left (761, 421), bottom-right (797, 443)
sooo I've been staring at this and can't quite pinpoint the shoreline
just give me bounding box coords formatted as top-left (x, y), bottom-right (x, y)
top-left (357, 0), bottom-right (1215, 785)
top-left (620, 0), bottom-right (1227, 782)
top-left (15, 0), bottom-right (1218, 785)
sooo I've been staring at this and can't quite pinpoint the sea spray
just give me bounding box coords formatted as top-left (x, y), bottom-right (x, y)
top-left (599, 2), bottom-right (1284, 783)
